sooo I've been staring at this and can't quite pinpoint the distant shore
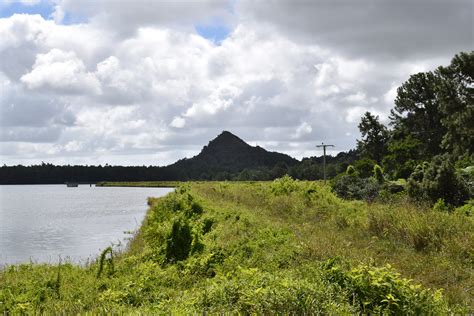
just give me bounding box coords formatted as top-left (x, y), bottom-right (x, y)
top-left (96, 181), bottom-right (181, 188)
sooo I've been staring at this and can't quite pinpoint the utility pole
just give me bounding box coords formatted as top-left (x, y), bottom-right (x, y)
top-left (316, 142), bottom-right (335, 184)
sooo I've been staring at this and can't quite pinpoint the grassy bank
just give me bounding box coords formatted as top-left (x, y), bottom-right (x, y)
top-left (96, 181), bottom-right (182, 188)
top-left (1, 179), bottom-right (472, 313)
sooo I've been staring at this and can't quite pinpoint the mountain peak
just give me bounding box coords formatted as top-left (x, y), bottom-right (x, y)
top-left (167, 131), bottom-right (299, 179)
top-left (205, 131), bottom-right (249, 151)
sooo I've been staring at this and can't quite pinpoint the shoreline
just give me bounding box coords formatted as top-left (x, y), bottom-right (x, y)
top-left (96, 181), bottom-right (181, 188)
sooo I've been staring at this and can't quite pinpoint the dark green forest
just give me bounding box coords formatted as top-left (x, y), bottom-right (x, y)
top-left (1, 52), bottom-right (473, 200)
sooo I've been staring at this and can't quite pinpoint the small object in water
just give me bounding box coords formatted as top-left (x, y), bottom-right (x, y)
top-left (66, 182), bottom-right (78, 187)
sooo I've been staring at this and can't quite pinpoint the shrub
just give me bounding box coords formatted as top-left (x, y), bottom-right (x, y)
top-left (201, 217), bottom-right (214, 234)
top-left (459, 165), bottom-right (474, 196)
top-left (432, 199), bottom-right (451, 213)
top-left (382, 180), bottom-right (405, 194)
top-left (346, 165), bottom-right (357, 176)
top-left (194, 267), bottom-right (352, 314)
top-left (165, 219), bottom-right (193, 262)
top-left (323, 260), bottom-right (446, 314)
top-left (332, 175), bottom-right (380, 202)
top-left (407, 156), bottom-right (469, 206)
top-left (407, 164), bottom-right (425, 199)
top-left (373, 164), bottom-right (384, 184)
top-left (354, 158), bottom-right (377, 178)
top-left (270, 175), bottom-right (298, 195)
top-left (454, 199), bottom-right (473, 216)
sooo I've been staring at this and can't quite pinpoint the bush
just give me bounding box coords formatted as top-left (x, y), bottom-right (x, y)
top-left (332, 175), bottom-right (380, 202)
top-left (454, 199), bottom-right (473, 216)
top-left (373, 164), bottom-right (384, 184)
top-left (165, 219), bottom-right (193, 262)
top-left (432, 199), bottom-right (451, 213)
top-left (144, 188), bottom-right (205, 263)
top-left (323, 260), bottom-right (446, 314)
top-left (407, 156), bottom-right (469, 206)
top-left (270, 175), bottom-right (298, 195)
top-left (346, 165), bottom-right (357, 176)
top-left (382, 181), bottom-right (405, 195)
top-left (194, 267), bottom-right (352, 314)
top-left (354, 158), bottom-right (377, 178)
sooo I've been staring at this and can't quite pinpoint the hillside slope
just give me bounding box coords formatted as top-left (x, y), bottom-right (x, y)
top-left (164, 131), bottom-right (299, 179)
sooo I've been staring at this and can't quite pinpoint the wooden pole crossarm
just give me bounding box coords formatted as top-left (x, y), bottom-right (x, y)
top-left (316, 143), bottom-right (335, 184)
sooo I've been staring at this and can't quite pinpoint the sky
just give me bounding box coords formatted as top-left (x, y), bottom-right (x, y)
top-left (0, 0), bottom-right (472, 166)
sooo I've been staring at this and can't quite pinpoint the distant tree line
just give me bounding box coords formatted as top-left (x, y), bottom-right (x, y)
top-left (0, 151), bottom-right (358, 184)
top-left (0, 129), bottom-right (359, 184)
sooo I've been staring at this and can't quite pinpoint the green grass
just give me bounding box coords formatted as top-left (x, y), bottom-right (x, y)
top-left (1, 178), bottom-right (472, 313)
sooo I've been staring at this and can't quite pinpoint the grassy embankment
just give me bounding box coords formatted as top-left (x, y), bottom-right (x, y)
top-left (96, 181), bottom-right (182, 187)
top-left (1, 178), bottom-right (473, 313)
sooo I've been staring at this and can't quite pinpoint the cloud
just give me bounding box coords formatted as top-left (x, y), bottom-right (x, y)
top-left (0, 73), bottom-right (75, 143)
top-left (0, 14), bottom-right (113, 80)
top-left (170, 117), bottom-right (186, 128)
top-left (237, 0), bottom-right (473, 60)
top-left (21, 48), bottom-right (101, 94)
top-left (53, 0), bottom-right (232, 37)
top-left (0, 2), bottom-right (469, 165)
top-left (292, 122), bottom-right (312, 139)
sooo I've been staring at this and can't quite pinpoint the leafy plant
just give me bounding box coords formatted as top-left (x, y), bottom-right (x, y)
top-left (323, 260), bottom-right (446, 314)
top-left (97, 247), bottom-right (114, 278)
top-left (373, 164), bottom-right (385, 184)
top-left (346, 165), bottom-right (357, 176)
top-left (270, 175), bottom-right (298, 195)
top-left (165, 219), bottom-right (193, 262)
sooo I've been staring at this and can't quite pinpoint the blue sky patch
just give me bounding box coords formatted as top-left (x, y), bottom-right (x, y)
top-left (0, 1), bottom-right (54, 19)
top-left (195, 23), bottom-right (231, 44)
top-left (0, 1), bottom-right (86, 24)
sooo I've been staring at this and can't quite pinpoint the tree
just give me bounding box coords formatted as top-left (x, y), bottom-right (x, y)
top-left (436, 51), bottom-right (474, 157)
top-left (390, 71), bottom-right (446, 159)
top-left (382, 135), bottom-right (421, 179)
top-left (356, 112), bottom-right (390, 163)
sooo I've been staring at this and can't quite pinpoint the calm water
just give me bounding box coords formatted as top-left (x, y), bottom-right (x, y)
top-left (0, 185), bottom-right (174, 266)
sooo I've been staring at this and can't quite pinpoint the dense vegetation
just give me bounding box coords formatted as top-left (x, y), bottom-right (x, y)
top-left (356, 52), bottom-right (473, 180)
top-left (1, 179), bottom-right (473, 313)
top-left (333, 51), bottom-right (473, 209)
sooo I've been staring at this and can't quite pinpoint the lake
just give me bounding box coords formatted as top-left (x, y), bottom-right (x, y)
top-left (0, 185), bottom-right (174, 266)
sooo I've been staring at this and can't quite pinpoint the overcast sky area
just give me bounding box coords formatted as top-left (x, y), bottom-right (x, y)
top-left (0, 0), bottom-right (472, 166)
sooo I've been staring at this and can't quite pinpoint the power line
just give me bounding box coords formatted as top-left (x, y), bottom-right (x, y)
top-left (316, 142), bottom-right (335, 184)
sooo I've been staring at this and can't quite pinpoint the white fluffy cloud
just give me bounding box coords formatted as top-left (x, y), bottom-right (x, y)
top-left (0, 1), bottom-right (470, 165)
top-left (21, 48), bottom-right (101, 94)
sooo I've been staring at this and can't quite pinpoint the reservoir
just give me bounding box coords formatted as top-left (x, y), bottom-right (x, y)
top-left (0, 185), bottom-right (173, 266)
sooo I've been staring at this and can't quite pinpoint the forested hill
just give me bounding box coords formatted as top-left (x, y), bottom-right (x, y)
top-left (164, 131), bottom-right (299, 180)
